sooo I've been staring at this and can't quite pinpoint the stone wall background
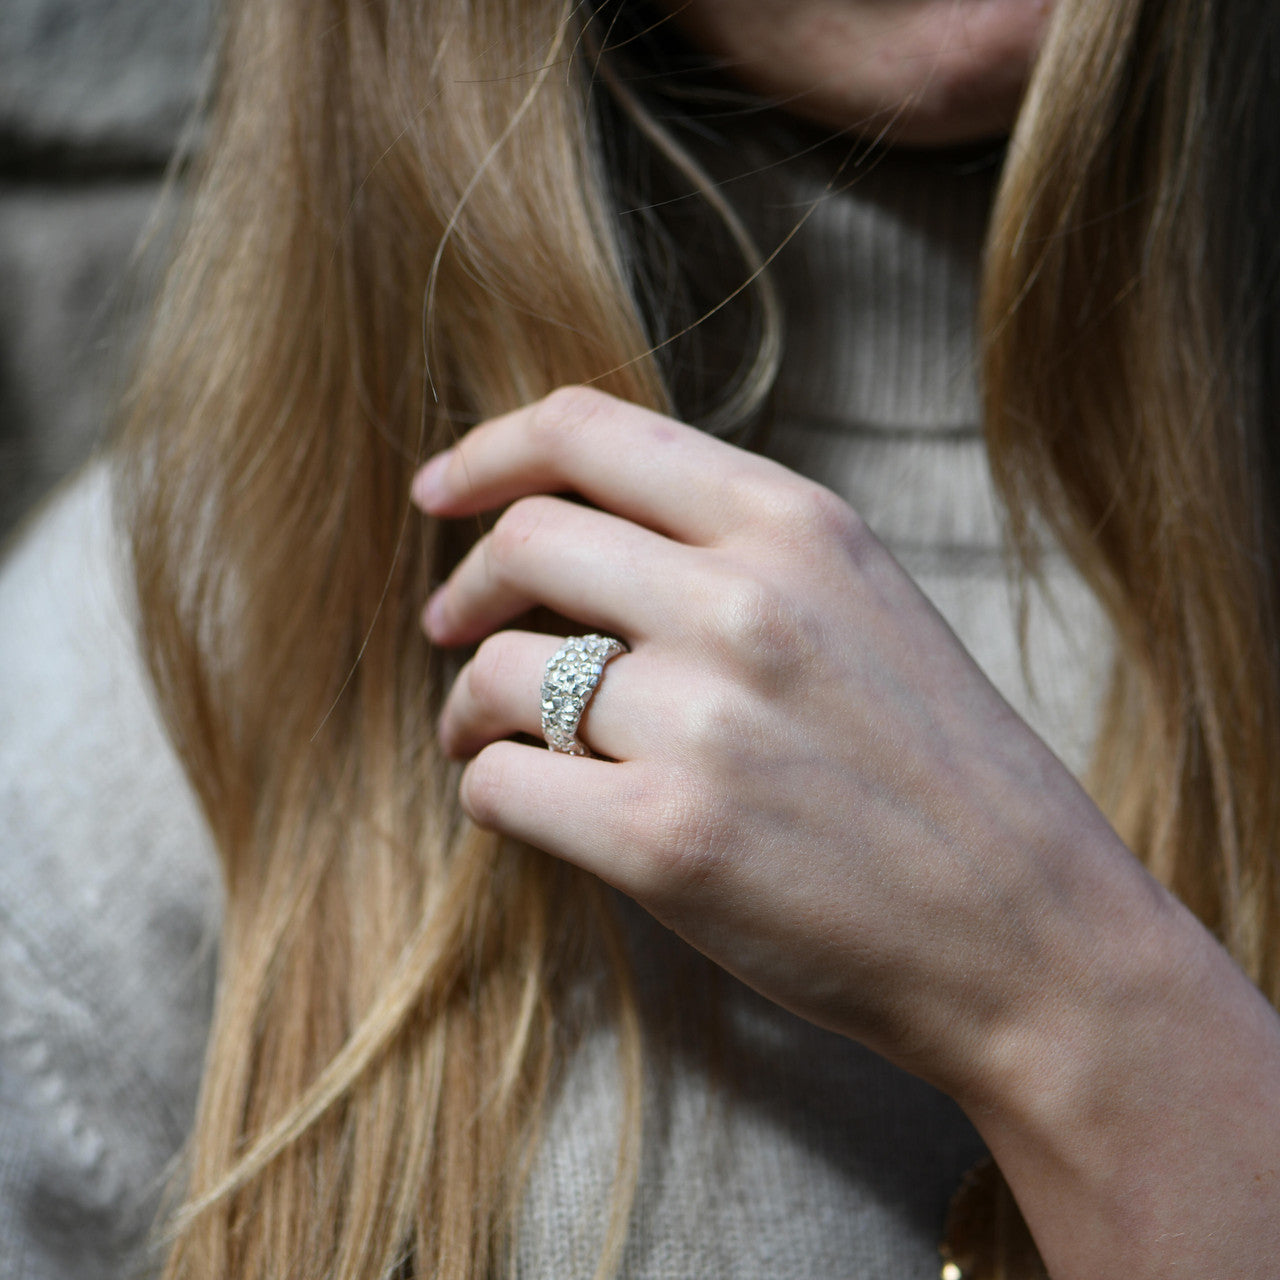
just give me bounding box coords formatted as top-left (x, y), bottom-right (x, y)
top-left (0, 0), bottom-right (212, 540)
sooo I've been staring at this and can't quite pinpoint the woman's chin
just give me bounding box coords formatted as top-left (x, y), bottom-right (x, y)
top-left (658, 0), bottom-right (1053, 146)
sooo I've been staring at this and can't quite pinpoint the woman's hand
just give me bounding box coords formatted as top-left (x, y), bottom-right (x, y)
top-left (412, 387), bottom-right (1280, 1279)
top-left (410, 386), bottom-right (1150, 1096)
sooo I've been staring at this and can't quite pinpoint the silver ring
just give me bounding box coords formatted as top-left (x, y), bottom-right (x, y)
top-left (541, 633), bottom-right (627, 756)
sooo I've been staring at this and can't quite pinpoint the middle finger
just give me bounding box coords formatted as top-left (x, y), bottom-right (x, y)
top-left (424, 495), bottom-right (696, 647)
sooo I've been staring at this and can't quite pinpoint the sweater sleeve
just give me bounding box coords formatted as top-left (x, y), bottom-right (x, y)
top-left (0, 465), bottom-right (220, 1279)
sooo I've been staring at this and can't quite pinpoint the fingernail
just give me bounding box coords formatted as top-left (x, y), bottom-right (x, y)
top-left (422, 588), bottom-right (447, 639)
top-left (411, 450), bottom-right (453, 509)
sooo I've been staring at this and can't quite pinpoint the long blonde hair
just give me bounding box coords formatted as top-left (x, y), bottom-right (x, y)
top-left (115, 0), bottom-right (1280, 1275)
top-left (985, 0), bottom-right (1280, 996)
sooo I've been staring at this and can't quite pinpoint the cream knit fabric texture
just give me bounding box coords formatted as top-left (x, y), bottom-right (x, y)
top-left (0, 140), bottom-right (1111, 1279)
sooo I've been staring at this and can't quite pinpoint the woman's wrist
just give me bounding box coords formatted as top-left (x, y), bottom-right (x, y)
top-left (952, 818), bottom-right (1181, 1115)
top-left (951, 826), bottom-right (1280, 1277)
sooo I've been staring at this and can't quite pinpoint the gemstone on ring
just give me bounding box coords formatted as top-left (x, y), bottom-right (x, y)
top-left (540, 633), bottom-right (627, 756)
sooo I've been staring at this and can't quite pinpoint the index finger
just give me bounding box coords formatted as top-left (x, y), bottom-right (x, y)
top-left (409, 386), bottom-right (788, 546)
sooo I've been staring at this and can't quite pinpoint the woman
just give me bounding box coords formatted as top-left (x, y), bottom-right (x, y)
top-left (3, 0), bottom-right (1279, 1276)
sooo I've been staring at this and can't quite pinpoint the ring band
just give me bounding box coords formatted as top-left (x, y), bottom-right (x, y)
top-left (541, 633), bottom-right (627, 756)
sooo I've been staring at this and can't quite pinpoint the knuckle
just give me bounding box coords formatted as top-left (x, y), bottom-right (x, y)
top-left (803, 482), bottom-right (865, 543)
top-left (676, 682), bottom-right (754, 754)
top-left (767, 480), bottom-right (865, 550)
top-left (703, 573), bottom-right (799, 666)
top-left (800, 486), bottom-right (882, 575)
top-left (635, 771), bottom-right (731, 900)
top-left (531, 385), bottom-right (613, 452)
top-left (464, 634), bottom-right (514, 707)
top-left (488, 496), bottom-right (554, 569)
top-left (694, 571), bottom-right (821, 693)
top-left (831, 502), bottom-right (880, 571)
top-left (459, 745), bottom-right (508, 829)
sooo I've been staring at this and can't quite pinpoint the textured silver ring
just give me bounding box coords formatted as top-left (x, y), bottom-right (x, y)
top-left (541, 633), bottom-right (627, 756)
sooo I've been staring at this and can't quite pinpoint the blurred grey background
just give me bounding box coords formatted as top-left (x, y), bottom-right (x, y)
top-left (0, 0), bottom-right (213, 541)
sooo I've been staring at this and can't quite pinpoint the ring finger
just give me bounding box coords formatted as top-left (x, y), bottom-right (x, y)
top-left (440, 629), bottom-right (655, 762)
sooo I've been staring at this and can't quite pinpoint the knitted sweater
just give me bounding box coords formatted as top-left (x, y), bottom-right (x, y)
top-left (0, 141), bottom-right (1111, 1278)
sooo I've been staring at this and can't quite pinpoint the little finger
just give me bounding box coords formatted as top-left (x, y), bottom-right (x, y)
top-left (461, 745), bottom-right (684, 904)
